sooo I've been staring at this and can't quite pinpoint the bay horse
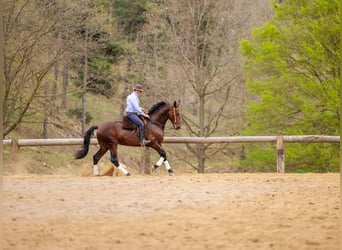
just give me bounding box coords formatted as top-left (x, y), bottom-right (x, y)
top-left (75, 101), bottom-right (181, 176)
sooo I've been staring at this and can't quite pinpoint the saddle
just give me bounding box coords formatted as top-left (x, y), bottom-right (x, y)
top-left (122, 115), bottom-right (147, 130)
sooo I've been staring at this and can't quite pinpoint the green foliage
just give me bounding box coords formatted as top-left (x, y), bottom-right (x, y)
top-left (112, 0), bottom-right (150, 36)
top-left (239, 144), bottom-right (276, 172)
top-left (240, 142), bottom-right (339, 173)
top-left (240, 0), bottom-right (340, 172)
top-left (104, 42), bottom-right (127, 62)
top-left (284, 143), bottom-right (339, 173)
top-left (73, 47), bottom-right (118, 99)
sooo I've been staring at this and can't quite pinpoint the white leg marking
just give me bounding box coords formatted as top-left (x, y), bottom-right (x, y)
top-left (93, 165), bottom-right (100, 176)
top-left (118, 164), bottom-right (129, 175)
top-left (164, 160), bottom-right (171, 170)
top-left (156, 157), bottom-right (164, 167)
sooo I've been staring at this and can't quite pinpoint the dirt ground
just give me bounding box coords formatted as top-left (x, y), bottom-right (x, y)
top-left (2, 173), bottom-right (340, 250)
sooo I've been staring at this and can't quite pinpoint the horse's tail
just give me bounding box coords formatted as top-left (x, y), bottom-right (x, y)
top-left (75, 126), bottom-right (98, 159)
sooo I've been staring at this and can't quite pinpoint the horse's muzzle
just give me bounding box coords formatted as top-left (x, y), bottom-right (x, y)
top-left (174, 125), bottom-right (181, 130)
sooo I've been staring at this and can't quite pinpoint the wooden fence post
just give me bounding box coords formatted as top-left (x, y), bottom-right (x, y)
top-left (277, 136), bottom-right (285, 173)
top-left (140, 147), bottom-right (151, 174)
top-left (144, 147), bottom-right (151, 174)
top-left (12, 139), bottom-right (19, 161)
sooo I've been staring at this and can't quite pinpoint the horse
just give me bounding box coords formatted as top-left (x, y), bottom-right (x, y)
top-left (75, 101), bottom-right (181, 176)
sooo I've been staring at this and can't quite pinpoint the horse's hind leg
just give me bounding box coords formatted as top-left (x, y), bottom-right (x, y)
top-left (152, 149), bottom-right (174, 176)
top-left (92, 146), bottom-right (108, 176)
top-left (109, 146), bottom-right (131, 176)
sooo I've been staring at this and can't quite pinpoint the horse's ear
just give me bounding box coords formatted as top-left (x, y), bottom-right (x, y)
top-left (174, 100), bottom-right (180, 108)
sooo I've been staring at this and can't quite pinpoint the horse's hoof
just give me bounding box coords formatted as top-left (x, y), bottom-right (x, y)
top-left (126, 173), bottom-right (131, 176)
top-left (151, 165), bottom-right (158, 172)
top-left (168, 170), bottom-right (174, 176)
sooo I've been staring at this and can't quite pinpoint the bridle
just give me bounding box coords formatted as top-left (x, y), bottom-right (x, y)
top-left (171, 106), bottom-right (180, 129)
top-left (150, 102), bottom-right (180, 130)
top-left (173, 107), bottom-right (177, 125)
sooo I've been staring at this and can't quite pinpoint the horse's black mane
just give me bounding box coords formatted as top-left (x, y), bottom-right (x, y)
top-left (148, 101), bottom-right (168, 115)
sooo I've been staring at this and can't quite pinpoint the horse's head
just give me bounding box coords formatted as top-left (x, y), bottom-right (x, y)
top-left (148, 101), bottom-right (181, 130)
top-left (167, 101), bottom-right (181, 130)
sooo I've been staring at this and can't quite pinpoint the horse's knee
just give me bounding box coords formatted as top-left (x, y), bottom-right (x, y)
top-left (159, 150), bottom-right (167, 160)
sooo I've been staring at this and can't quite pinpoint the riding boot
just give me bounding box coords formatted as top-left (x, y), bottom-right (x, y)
top-left (139, 127), bottom-right (150, 145)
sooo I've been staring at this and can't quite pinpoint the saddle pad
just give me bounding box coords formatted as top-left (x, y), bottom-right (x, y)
top-left (122, 116), bottom-right (137, 130)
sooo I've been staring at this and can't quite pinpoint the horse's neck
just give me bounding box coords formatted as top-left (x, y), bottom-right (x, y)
top-left (150, 107), bottom-right (169, 129)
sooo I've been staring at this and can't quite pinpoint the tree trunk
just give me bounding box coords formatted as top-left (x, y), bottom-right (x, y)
top-left (41, 81), bottom-right (49, 139)
top-left (197, 144), bottom-right (206, 173)
top-left (61, 62), bottom-right (68, 111)
top-left (82, 32), bottom-right (88, 135)
top-left (52, 33), bottom-right (61, 106)
top-left (197, 93), bottom-right (206, 173)
top-left (52, 60), bottom-right (58, 105)
top-left (119, 58), bottom-right (133, 119)
top-left (120, 83), bottom-right (129, 119)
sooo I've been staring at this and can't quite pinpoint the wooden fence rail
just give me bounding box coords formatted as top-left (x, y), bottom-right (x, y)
top-left (3, 135), bottom-right (340, 173)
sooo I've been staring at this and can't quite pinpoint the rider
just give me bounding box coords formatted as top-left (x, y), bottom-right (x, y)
top-left (126, 84), bottom-right (151, 145)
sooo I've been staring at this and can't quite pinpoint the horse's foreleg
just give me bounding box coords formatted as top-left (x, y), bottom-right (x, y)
top-left (152, 150), bottom-right (166, 171)
top-left (110, 149), bottom-right (130, 176)
top-left (152, 150), bottom-right (174, 176)
top-left (93, 147), bottom-right (107, 176)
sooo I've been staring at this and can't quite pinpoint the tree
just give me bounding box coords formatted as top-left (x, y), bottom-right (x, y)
top-left (3, 0), bottom-right (69, 137)
top-left (134, 0), bottom-right (273, 173)
top-left (240, 0), bottom-right (340, 172)
top-left (68, 0), bottom-right (118, 134)
top-left (113, 0), bottom-right (149, 37)
top-left (164, 0), bottom-right (244, 173)
top-left (110, 0), bottom-right (159, 122)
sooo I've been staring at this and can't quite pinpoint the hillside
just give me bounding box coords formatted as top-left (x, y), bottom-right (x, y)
top-left (3, 0), bottom-right (277, 175)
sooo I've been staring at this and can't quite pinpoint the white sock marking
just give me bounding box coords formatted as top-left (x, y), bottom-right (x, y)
top-left (93, 165), bottom-right (100, 176)
top-left (164, 160), bottom-right (171, 170)
top-left (118, 164), bottom-right (129, 175)
top-left (156, 157), bottom-right (164, 167)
